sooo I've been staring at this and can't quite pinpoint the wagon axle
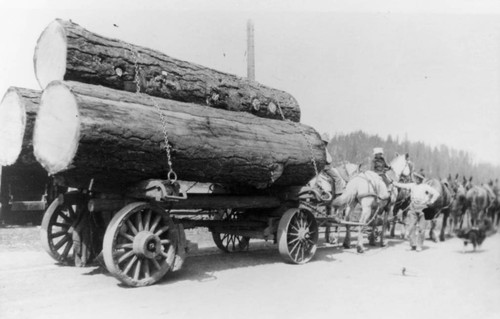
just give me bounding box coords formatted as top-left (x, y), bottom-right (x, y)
top-left (133, 232), bottom-right (164, 259)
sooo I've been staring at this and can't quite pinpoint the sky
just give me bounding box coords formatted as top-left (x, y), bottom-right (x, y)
top-left (1, 0), bottom-right (500, 166)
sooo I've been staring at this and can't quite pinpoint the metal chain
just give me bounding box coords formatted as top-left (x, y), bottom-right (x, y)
top-left (276, 103), bottom-right (319, 178)
top-left (129, 46), bottom-right (177, 182)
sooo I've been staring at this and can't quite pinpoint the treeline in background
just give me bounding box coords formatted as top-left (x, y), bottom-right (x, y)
top-left (325, 130), bottom-right (500, 183)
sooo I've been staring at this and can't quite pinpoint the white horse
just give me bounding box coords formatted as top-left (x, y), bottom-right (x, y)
top-left (307, 162), bottom-right (361, 200)
top-left (331, 153), bottom-right (412, 253)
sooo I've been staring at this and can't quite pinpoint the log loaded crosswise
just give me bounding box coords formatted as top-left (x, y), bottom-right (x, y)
top-left (0, 87), bottom-right (41, 166)
top-left (33, 19), bottom-right (301, 122)
top-left (32, 81), bottom-right (325, 192)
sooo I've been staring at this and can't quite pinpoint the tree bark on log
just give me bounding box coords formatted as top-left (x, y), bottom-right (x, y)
top-left (33, 81), bottom-right (325, 193)
top-left (34, 19), bottom-right (301, 122)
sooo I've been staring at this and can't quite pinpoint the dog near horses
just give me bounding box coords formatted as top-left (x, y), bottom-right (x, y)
top-left (455, 218), bottom-right (494, 252)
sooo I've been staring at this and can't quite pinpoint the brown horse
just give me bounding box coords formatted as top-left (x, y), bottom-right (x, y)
top-left (424, 178), bottom-right (454, 242)
top-left (448, 174), bottom-right (468, 232)
top-left (484, 180), bottom-right (499, 227)
top-left (465, 177), bottom-right (492, 227)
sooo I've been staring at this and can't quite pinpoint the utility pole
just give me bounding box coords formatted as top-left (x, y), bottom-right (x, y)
top-left (247, 19), bottom-right (255, 81)
top-left (0, 166), bottom-right (2, 223)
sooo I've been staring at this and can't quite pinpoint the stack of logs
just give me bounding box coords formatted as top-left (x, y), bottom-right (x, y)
top-left (0, 19), bottom-right (326, 195)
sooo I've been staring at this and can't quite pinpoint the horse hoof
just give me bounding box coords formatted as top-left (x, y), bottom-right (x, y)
top-left (343, 243), bottom-right (351, 249)
top-left (380, 241), bottom-right (387, 247)
top-left (356, 246), bottom-right (365, 253)
top-left (368, 241), bottom-right (377, 246)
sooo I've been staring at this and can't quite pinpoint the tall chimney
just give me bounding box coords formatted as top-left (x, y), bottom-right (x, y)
top-left (247, 19), bottom-right (255, 81)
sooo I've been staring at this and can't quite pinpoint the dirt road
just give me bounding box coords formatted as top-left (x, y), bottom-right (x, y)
top-left (1, 227), bottom-right (499, 319)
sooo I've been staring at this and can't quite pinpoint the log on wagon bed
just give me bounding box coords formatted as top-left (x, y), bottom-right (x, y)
top-left (0, 87), bottom-right (52, 224)
top-left (0, 87), bottom-right (41, 166)
top-left (33, 81), bottom-right (325, 192)
top-left (34, 19), bottom-right (301, 122)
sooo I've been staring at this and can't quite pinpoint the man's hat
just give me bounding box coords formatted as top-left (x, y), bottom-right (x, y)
top-left (373, 147), bottom-right (384, 155)
top-left (321, 134), bottom-right (329, 145)
top-left (326, 150), bottom-right (332, 164)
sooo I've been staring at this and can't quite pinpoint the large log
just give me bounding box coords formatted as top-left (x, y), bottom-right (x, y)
top-left (34, 19), bottom-right (300, 122)
top-left (0, 88), bottom-right (50, 220)
top-left (33, 81), bottom-right (325, 193)
top-left (0, 87), bottom-right (41, 166)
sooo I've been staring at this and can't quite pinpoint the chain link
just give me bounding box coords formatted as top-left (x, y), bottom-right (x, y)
top-left (276, 104), bottom-right (319, 178)
top-left (129, 45), bottom-right (177, 182)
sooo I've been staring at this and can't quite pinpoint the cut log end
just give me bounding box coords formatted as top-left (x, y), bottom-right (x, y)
top-left (34, 20), bottom-right (67, 89)
top-left (0, 89), bottom-right (26, 165)
top-left (34, 82), bottom-right (80, 174)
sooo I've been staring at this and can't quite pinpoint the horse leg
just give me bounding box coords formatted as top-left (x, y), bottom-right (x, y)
top-left (389, 208), bottom-right (398, 238)
top-left (470, 207), bottom-right (477, 227)
top-left (429, 219), bottom-right (438, 242)
top-left (368, 210), bottom-right (377, 246)
top-left (460, 207), bottom-right (468, 229)
top-left (342, 205), bottom-right (354, 249)
top-left (368, 203), bottom-right (380, 246)
top-left (356, 199), bottom-right (372, 253)
top-left (368, 226), bottom-right (377, 246)
top-left (400, 209), bottom-right (408, 239)
top-left (440, 209), bottom-right (449, 242)
top-left (449, 212), bottom-right (456, 236)
top-left (379, 206), bottom-right (390, 247)
top-left (389, 219), bottom-right (395, 238)
top-left (324, 204), bottom-right (334, 244)
top-left (494, 208), bottom-right (500, 228)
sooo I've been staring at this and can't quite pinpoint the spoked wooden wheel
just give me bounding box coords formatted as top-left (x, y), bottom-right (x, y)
top-left (103, 202), bottom-right (176, 287)
top-left (278, 208), bottom-right (318, 264)
top-left (40, 191), bottom-right (98, 265)
top-left (211, 209), bottom-right (250, 252)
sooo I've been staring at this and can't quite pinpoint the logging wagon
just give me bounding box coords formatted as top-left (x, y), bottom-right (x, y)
top-left (40, 175), bottom-right (339, 287)
top-left (0, 19), bottom-right (338, 287)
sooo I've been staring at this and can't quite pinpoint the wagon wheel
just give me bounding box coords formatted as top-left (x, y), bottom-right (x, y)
top-left (103, 202), bottom-right (176, 287)
top-left (278, 207), bottom-right (318, 264)
top-left (40, 191), bottom-right (99, 265)
top-left (211, 209), bottom-right (250, 252)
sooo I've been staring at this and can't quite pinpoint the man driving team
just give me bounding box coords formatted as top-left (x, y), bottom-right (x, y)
top-left (372, 147), bottom-right (391, 185)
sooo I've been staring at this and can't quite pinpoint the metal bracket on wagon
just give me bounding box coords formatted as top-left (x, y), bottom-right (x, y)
top-left (127, 179), bottom-right (188, 202)
top-left (297, 186), bottom-right (332, 203)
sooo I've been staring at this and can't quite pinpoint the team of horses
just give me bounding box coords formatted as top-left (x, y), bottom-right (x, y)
top-left (307, 154), bottom-right (500, 253)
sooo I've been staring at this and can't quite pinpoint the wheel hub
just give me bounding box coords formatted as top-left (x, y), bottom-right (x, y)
top-left (133, 231), bottom-right (162, 259)
top-left (297, 228), bottom-right (309, 240)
